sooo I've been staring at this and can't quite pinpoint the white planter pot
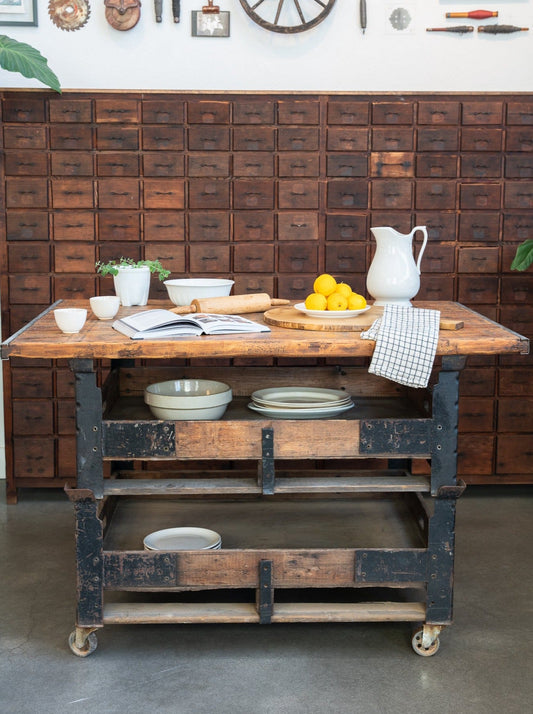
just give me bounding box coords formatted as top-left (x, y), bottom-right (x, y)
top-left (113, 265), bottom-right (151, 306)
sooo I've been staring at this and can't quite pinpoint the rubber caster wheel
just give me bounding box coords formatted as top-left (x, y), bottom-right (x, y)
top-left (68, 630), bottom-right (98, 657)
top-left (412, 629), bottom-right (440, 657)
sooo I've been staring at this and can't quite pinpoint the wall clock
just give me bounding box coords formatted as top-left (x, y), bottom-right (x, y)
top-left (239, 0), bottom-right (336, 34)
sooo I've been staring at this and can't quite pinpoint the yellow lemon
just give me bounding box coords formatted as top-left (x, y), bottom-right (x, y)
top-left (313, 273), bottom-right (337, 297)
top-left (348, 293), bottom-right (367, 310)
top-left (336, 282), bottom-right (352, 299)
top-left (327, 292), bottom-right (349, 311)
top-left (304, 293), bottom-right (327, 311)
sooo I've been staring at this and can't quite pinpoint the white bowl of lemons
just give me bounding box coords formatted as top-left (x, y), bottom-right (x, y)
top-left (297, 274), bottom-right (370, 318)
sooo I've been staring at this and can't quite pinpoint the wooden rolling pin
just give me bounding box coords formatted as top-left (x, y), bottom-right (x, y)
top-left (170, 293), bottom-right (290, 315)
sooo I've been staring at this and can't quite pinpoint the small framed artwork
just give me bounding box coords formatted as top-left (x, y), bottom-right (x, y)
top-left (0, 0), bottom-right (38, 26)
top-left (191, 11), bottom-right (230, 37)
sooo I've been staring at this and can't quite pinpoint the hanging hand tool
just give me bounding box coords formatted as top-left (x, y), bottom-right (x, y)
top-left (446, 10), bottom-right (498, 20)
top-left (360, 0), bottom-right (367, 34)
top-left (172, 0), bottom-right (180, 21)
top-left (478, 24), bottom-right (529, 33)
top-left (427, 25), bottom-right (474, 33)
top-left (154, 0), bottom-right (162, 21)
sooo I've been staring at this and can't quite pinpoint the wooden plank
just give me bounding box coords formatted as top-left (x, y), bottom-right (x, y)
top-left (271, 602), bottom-right (426, 623)
top-left (275, 475), bottom-right (429, 493)
top-left (104, 478), bottom-right (261, 496)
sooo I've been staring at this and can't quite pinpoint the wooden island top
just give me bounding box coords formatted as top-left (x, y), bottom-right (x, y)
top-left (1, 300), bottom-right (529, 361)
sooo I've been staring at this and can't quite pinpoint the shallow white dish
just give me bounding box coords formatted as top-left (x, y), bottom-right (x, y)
top-left (294, 303), bottom-right (372, 319)
top-left (251, 386), bottom-right (351, 408)
top-left (143, 527), bottom-right (222, 551)
top-left (247, 401), bottom-right (354, 419)
top-left (164, 278), bottom-right (234, 306)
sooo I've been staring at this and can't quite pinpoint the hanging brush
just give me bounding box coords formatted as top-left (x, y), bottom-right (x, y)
top-left (478, 24), bottom-right (529, 34)
top-left (427, 26), bottom-right (474, 34)
top-left (446, 10), bottom-right (498, 20)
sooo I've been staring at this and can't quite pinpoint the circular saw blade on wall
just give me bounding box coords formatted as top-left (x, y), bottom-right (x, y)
top-left (48, 0), bottom-right (91, 31)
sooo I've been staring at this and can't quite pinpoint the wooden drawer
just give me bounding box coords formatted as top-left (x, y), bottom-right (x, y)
top-left (8, 306), bottom-right (49, 333)
top-left (12, 368), bottom-right (53, 398)
top-left (189, 244), bottom-right (230, 272)
top-left (8, 243), bottom-right (50, 273)
top-left (498, 397), bottom-right (533, 432)
top-left (57, 436), bottom-right (77, 479)
top-left (506, 102), bottom-right (533, 126)
top-left (55, 368), bottom-right (75, 398)
top-left (142, 100), bottom-right (184, 124)
top-left (458, 276), bottom-right (499, 304)
top-left (95, 99), bottom-right (140, 123)
top-left (423, 244), bottom-right (455, 273)
top-left (278, 243), bottom-right (318, 273)
top-left (371, 128), bottom-right (413, 151)
top-left (278, 213), bottom-right (318, 241)
top-left (234, 153), bottom-right (274, 177)
top-left (233, 126), bottom-right (275, 152)
top-left (503, 213), bottom-right (533, 242)
top-left (278, 127), bottom-right (319, 152)
top-left (326, 153), bottom-right (366, 178)
top-left (97, 178), bottom-right (139, 209)
top-left (96, 126), bottom-right (139, 151)
top-left (372, 102), bottom-right (413, 125)
top-left (189, 212), bottom-right (230, 241)
top-left (143, 179), bottom-right (185, 209)
top-left (326, 127), bottom-right (368, 152)
top-left (327, 179), bottom-right (368, 209)
top-left (49, 98), bottom-right (92, 123)
top-left (416, 276), bottom-right (454, 301)
top-left (234, 243), bottom-right (275, 272)
top-left (142, 126), bottom-right (184, 151)
top-left (12, 401), bottom-right (54, 435)
top-left (458, 434), bottom-right (494, 475)
top-left (417, 128), bottom-right (459, 152)
top-left (2, 97), bottom-right (45, 122)
top-left (417, 101), bottom-right (460, 125)
top-left (371, 212), bottom-right (414, 235)
top-left (415, 181), bottom-right (456, 210)
top-left (144, 212), bottom-right (184, 242)
top-left (499, 305), bottom-right (533, 339)
top-left (187, 100), bottom-right (230, 124)
top-left (370, 152), bottom-right (414, 178)
top-left (496, 435), bottom-right (533, 474)
top-left (277, 275), bottom-right (315, 301)
top-left (7, 212), bottom-right (49, 241)
top-left (501, 275), bottom-right (533, 304)
top-left (233, 276), bottom-right (274, 296)
top-left (505, 182), bottom-right (533, 209)
top-left (4, 150), bottom-right (47, 177)
top-left (327, 101), bottom-right (369, 125)
top-left (55, 243), bottom-right (95, 273)
top-left (51, 178), bottom-right (94, 209)
top-left (145, 243), bottom-right (185, 274)
top-left (98, 213), bottom-right (138, 242)
top-left (50, 125), bottom-right (93, 151)
top-left (97, 153), bottom-right (139, 177)
top-left (188, 126), bottom-right (230, 151)
top-left (3, 126), bottom-right (47, 149)
top-left (458, 247), bottom-right (499, 273)
top-left (459, 397), bottom-right (494, 432)
top-left (233, 212), bottom-right (274, 242)
top-left (461, 128), bottom-right (502, 152)
top-left (13, 438), bottom-right (55, 479)
top-left (325, 243), bottom-right (366, 274)
top-left (278, 180), bottom-right (318, 210)
top-left (188, 154), bottom-right (230, 177)
top-left (9, 275), bottom-right (51, 304)
top-left (189, 179), bottom-right (230, 209)
top-left (6, 178), bottom-right (48, 208)
top-left (462, 101), bottom-right (503, 125)
top-left (371, 179), bottom-right (412, 209)
top-left (51, 152), bottom-right (93, 176)
top-left (506, 129), bottom-right (533, 152)
top-left (278, 100), bottom-right (319, 125)
top-left (143, 153), bottom-right (184, 177)
top-left (415, 154), bottom-right (458, 178)
top-left (460, 183), bottom-right (501, 210)
top-left (233, 101), bottom-right (275, 124)
top-left (97, 242), bottom-right (141, 265)
top-left (57, 400), bottom-right (76, 435)
top-left (326, 214), bottom-right (367, 241)
top-left (461, 154), bottom-right (501, 178)
top-left (55, 275), bottom-right (96, 300)
top-left (415, 212), bottom-right (456, 242)
top-left (459, 213), bottom-right (500, 241)
top-left (234, 179), bottom-right (274, 210)
top-left (279, 154), bottom-right (319, 178)
top-left (505, 154), bottom-right (533, 179)
top-left (499, 367), bottom-right (533, 396)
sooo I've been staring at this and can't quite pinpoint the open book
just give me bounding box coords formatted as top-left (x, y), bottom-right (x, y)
top-left (112, 309), bottom-right (271, 339)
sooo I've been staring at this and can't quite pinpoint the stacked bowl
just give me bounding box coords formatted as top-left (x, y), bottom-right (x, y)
top-left (144, 379), bottom-right (232, 420)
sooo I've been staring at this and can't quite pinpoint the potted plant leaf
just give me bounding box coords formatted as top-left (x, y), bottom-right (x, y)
top-left (96, 258), bottom-right (171, 307)
top-left (511, 240), bottom-right (533, 272)
top-left (0, 35), bottom-right (60, 92)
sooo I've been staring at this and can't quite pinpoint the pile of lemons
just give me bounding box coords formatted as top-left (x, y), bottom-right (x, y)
top-left (305, 274), bottom-right (367, 312)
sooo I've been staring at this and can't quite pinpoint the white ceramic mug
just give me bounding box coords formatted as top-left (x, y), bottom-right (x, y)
top-left (54, 308), bottom-right (87, 334)
top-left (90, 295), bottom-right (120, 320)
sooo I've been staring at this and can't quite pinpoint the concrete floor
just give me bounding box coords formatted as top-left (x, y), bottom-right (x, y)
top-left (0, 486), bottom-right (532, 714)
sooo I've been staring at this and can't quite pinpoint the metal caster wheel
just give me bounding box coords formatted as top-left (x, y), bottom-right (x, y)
top-left (412, 628), bottom-right (440, 656)
top-left (68, 629), bottom-right (98, 657)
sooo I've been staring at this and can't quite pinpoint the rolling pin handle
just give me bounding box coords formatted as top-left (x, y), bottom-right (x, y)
top-left (270, 299), bottom-right (291, 306)
top-left (169, 305), bottom-right (196, 315)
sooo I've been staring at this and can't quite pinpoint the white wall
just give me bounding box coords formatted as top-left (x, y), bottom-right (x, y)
top-left (0, 0), bottom-right (531, 92)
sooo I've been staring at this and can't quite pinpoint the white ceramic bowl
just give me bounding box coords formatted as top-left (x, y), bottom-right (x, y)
top-left (89, 295), bottom-right (120, 320)
top-left (164, 278), bottom-right (234, 306)
top-left (144, 379), bottom-right (232, 420)
top-left (54, 308), bottom-right (87, 334)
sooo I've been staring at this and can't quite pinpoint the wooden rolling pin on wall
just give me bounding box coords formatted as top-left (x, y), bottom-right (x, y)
top-left (170, 293), bottom-right (290, 315)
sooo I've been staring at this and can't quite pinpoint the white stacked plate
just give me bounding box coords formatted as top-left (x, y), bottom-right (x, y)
top-left (143, 527), bottom-right (221, 551)
top-left (247, 387), bottom-right (354, 419)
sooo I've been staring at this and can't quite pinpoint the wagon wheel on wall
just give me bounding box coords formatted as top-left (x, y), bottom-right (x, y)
top-left (239, 0), bottom-right (337, 33)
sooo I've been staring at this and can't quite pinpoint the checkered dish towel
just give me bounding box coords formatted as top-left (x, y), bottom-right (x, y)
top-left (360, 305), bottom-right (440, 388)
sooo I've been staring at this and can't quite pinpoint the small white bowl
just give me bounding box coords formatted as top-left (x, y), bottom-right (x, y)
top-left (144, 379), bottom-right (232, 421)
top-left (89, 295), bottom-right (120, 320)
top-left (54, 308), bottom-right (87, 334)
top-left (164, 278), bottom-right (234, 306)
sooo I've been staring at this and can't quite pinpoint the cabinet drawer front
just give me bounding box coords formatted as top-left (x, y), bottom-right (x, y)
top-left (506, 102), bottom-right (533, 126)
top-left (145, 244), bottom-right (185, 274)
top-left (95, 99), bottom-right (140, 123)
top-left (233, 275), bottom-right (274, 295)
top-left (460, 183), bottom-right (501, 210)
top-left (277, 274), bottom-right (315, 301)
top-left (458, 276), bottom-right (499, 304)
top-left (327, 101), bottom-right (369, 125)
top-left (415, 212), bottom-right (456, 242)
top-left (325, 243), bottom-right (366, 273)
top-left (143, 179), bottom-right (185, 209)
top-left (458, 434), bottom-right (494, 475)
top-left (503, 213), bottom-right (533, 242)
top-left (52, 179), bottom-right (94, 208)
top-left (50, 125), bottom-right (93, 151)
top-left (142, 100), bottom-right (184, 124)
top-left (371, 212), bottom-right (413, 235)
top-left (278, 213), bottom-right (318, 241)
top-left (417, 128), bottom-right (459, 152)
top-left (233, 126), bottom-right (275, 152)
top-left (278, 127), bottom-right (319, 152)
top-left (278, 180), bottom-right (318, 210)
top-left (189, 244), bottom-right (230, 272)
top-left (234, 179), bottom-right (275, 210)
top-left (372, 180), bottom-right (413, 209)
top-left (51, 152), bottom-right (94, 176)
top-left (57, 400), bottom-right (76, 435)
top-left (12, 368), bottom-right (53, 398)
top-left (233, 153), bottom-right (274, 177)
top-left (415, 181), bottom-right (456, 210)
top-left (189, 212), bottom-right (230, 241)
top-left (234, 243), bottom-right (275, 272)
top-left (328, 154), bottom-right (367, 177)
top-left (49, 98), bottom-right (92, 123)
top-left (4, 151), bottom-right (48, 176)
top-left (327, 127), bottom-right (368, 152)
top-left (496, 435), bottom-right (533, 474)
top-left (416, 276), bottom-right (454, 301)
top-left (233, 212), bottom-right (274, 242)
top-left (458, 247), bottom-right (499, 273)
top-left (13, 402), bottom-right (53, 435)
top-left (189, 179), bottom-right (230, 209)
top-left (9, 275), bottom-right (51, 304)
top-left (7, 212), bottom-right (49, 241)
top-left (144, 212), bottom-right (185, 242)
top-left (55, 274), bottom-right (96, 300)
top-left (459, 397), bottom-right (494, 432)
top-left (461, 154), bottom-right (501, 178)
top-left (13, 438), bottom-right (55, 479)
top-left (3, 126), bottom-right (47, 149)
top-left (188, 126), bottom-right (230, 151)
top-left (459, 212), bottom-right (500, 241)
top-left (326, 214), bottom-right (367, 241)
top-left (278, 100), bottom-right (319, 125)
top-left (505, 182), bottom-right (533, 209)
top-left (97, 178), bottom-right (139, 209)
top-left (98, 212), bottom-right (138, 241)
top-left (278, 243), bottom-right (318, 273)
top-left (461, 128), bottom-right (502, 152)
top-left (462, 101), bottom-right (503, 125)
top-left (371, 128), bottom-right (413, 151)
top-left (96, 126), bottom-right (139, 151)
top-left (187, 100), bottom-right (230, 124)
top-left (142, 153), bottom-right (184, 177)
top-left (498, 398), bottom-right (533, 431)
top-left (55, 243), bottom-right (95, 273)
top-left (416, 154), bottom-right (458, 178)
top-left (98, 243), bottom-right (141, 265)
top-left (142, 126), bottom-right (184, 151)
top-left (370, 152), bottom-right (413, 178)
top-left (2, 98), bottom-right (45, 122)
top-left (372, 102), bottom-right (413, 125)
top-left (97, 153), bottom-right (139, 177)
top-left (505, 155), bottom-right (533, 179)
top-left (54, 211), bottom-right (96, 241)
top-left (233, 101), bottom-right (275, 124)
top-left (6, 178), bottom-right (48, 208)
top-left (506, 128), bottom-right (533, 152)
top-left (501, 275), bottom-right (533, 304)
top-left (421, 244), bottom-right (455, 273)
top-left (327, 179), bottom-right (368, 209)
top-left (277, 153), bottom-right (318, 178)
top-left (417, 101), bottom-right (460, 125)
top-left (8, 243), bottom-right (50, 272)
top-left (188, 153), bottom-right (230, 177)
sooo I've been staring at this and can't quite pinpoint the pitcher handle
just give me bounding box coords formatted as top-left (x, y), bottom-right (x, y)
top-left (413, 226), bottom-right (428, 274)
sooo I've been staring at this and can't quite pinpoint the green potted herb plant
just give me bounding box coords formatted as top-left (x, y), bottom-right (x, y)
top-left (0, 35), bottom-right (60, 92)
top-left (96, 258), bottom-right (171, 307)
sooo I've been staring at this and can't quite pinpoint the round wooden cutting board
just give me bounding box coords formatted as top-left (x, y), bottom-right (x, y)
top-left (263, 306), bottom-right (383, 331)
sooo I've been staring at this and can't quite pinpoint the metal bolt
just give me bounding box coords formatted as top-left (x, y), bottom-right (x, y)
top-left (436, 444), bottom-right (442, 450)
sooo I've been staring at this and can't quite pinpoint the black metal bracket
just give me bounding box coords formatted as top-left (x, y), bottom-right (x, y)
top-left (259, 427), bottom-right (275, 495)
top-left (70, 492), bottom-right (104, 628)
top-left (437, 479), bottom-right (467, 499)
top-left (257, 559), bottom-right (273, 624)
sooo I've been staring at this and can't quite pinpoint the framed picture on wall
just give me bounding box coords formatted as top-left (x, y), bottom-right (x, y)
top-left (0, 0), bottom-right (38, 26)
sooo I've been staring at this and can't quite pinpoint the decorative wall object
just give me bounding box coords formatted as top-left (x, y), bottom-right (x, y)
top-left (238, 0), bottom-right (336, 33)
top-left (0, 0), bottom-right (37, 26)
top-left (192, 1), bottom-right (229, 37)
top-left (48, 0), bottom-right (90, 31)
top-left (104, 0), bottom-right (141, 30)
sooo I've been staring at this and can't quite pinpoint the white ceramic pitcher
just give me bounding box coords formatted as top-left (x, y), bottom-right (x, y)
top-left (366, 225), bottom-right (428, 306)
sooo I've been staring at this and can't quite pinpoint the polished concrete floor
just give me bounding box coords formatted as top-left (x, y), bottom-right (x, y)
top-left (1, 486), bottom-right (532, 714)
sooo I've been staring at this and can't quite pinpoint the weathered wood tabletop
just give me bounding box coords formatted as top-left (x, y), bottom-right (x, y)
top-left (1, 300), bottom-right (529, 360)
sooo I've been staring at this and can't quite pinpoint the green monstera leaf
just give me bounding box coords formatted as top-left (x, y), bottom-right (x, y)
top-left (511, 239), bottom-right (533, 272)
top-left (0, 35), bottom-right (60, 93)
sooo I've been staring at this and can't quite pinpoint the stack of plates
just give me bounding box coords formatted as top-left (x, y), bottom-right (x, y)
top-left (247, 387), bottom-right (354, 419)
top-left (143, 527), bottom-right (221, 551)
